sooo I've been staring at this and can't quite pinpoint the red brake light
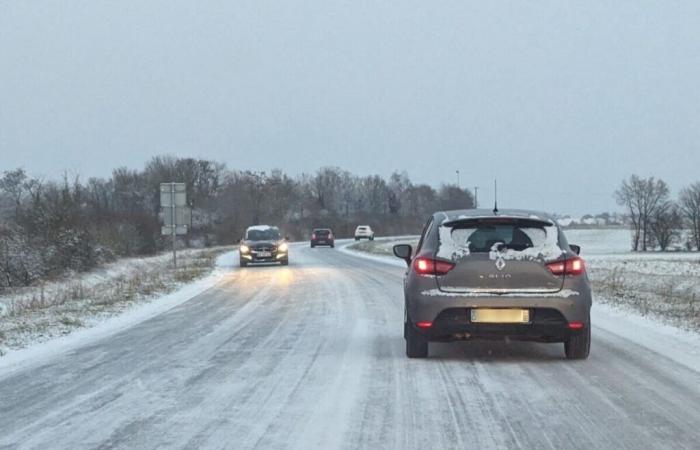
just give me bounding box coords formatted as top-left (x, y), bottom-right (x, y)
top-left (416, 321), bottom-right (433, 329)
top-left (547, 257), bottom-right (585, 276)
top-left (328, 233), bottom-right (333, 239)
top-left (413, 257), bottom-right (455, 276)
top-left (311, 233), bottom-right (316, 239)
top-left (568, 321), bottom-right (585, 330)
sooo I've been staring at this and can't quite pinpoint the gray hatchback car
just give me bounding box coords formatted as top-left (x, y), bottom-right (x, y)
top-left (393, 209), bottom-right (591, 359)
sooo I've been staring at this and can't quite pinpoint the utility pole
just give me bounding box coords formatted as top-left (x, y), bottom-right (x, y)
top-left (170, 183), bottom-right (177, 268)
top-left (455, 170), bottom-right (460, 188)
top-left (474, 186), bottom-right (479, 209)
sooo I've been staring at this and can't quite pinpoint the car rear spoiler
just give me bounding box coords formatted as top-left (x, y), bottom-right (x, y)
top-left (441, 216), bottom-right (555, 228)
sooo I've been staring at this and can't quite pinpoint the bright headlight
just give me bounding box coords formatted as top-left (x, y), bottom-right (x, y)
top-left (278, 243), bottom-right (288, 252)
top-left (240, 244), bottom-right (250, 253)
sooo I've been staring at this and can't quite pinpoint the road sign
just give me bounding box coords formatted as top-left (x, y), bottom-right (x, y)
top-left (162, 225), bottom-right (188, 236)
top-left (162, 206), bottom-right (191, 226)
top-left (160, 183), bottom-right (187, 207)
top-left (159, 182), bottom-right (189, 268)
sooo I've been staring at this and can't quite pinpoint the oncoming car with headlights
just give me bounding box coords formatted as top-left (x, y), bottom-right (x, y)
top-left (239, 225), bottom-right (289, 267)
top-left (394, 209), bottom-right (591, 360)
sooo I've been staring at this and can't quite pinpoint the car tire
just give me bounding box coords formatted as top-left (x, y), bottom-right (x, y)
top-left (564, 322), bottom-right (591, 360)
top-left (369, 236), bottom-right (374, 241)
top-left (239, 259), bottom-right (247, 268)
top-left (330, 243), bottom-right (335, 248)
top-left (281, 258), bottom-right (289, 266)
top-left (311, 243), bottom-right (315, 248)
top-left (405, 322), bottom-right (428, 358)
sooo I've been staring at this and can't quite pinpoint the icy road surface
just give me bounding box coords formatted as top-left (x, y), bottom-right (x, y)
top-left (1, 243), bottom-right (700, 449)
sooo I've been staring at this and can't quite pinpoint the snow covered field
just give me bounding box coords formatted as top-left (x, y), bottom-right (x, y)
top-left (0, 247), bottom-right (233, 355)
top-left (561, 229), bottom-right (700, 331)
top-left (347, 228), bottom-right (700, 332)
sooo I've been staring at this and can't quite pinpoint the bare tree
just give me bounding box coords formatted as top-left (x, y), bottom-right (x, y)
top-left (2, 156), bottom-right (484, 287)
top-left (0, 168), bottom-right (39, 218)
top-left (679, 182), bottom-right (700, 250)
top-left (650, 201), bottom-right (682, 251)
top-left (437, 184), bottom-right (475, 211)
top-left (615, 175), bottom-right (669, 251)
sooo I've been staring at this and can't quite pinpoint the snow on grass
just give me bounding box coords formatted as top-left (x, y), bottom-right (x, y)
top-left (0, 247), bottom-right (235, 356)
top-left (586, 255), bottom-right (700, 330)
top-left (0, 250), bottom-right (237, 376)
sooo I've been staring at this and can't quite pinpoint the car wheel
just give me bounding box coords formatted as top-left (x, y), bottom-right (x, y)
top-left (405, 322), bottom-right (428, 358)
top-left (239, 259), bottom-right (247, 268)
top-left (331, 243), bottom-right (335, 248)
top-left (311, 243), bottom-right (315, 248)
top-left (369, 236), bottom-right (374, 241)
top-left (355, 237), bottom-right (359, 241)
top-left (281, 258), bottom-right (289, 266)
top-left (564, 322), bottom-right (591, 360)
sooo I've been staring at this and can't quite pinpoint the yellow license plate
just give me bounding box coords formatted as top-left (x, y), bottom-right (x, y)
top-left (470, 309), bottom-right (530, 324)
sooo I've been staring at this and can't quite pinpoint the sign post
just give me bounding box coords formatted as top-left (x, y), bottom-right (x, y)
top-left (160, 182), bottom-right (189, 268)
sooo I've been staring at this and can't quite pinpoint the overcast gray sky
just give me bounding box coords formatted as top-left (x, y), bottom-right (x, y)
top-left (1, 1), bottom-right (699, 214)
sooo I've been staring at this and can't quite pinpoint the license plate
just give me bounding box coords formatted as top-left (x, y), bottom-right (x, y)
top-left (257, 251), bottom-right (272, 257)
top-left (471, 309), bottom-right (530, 324)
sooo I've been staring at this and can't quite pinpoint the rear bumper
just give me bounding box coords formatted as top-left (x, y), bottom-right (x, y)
top-left (409, 307), bottom-right (586, 343)
top-left (311, 239), bottom-right (334, 246)
top-left (407, 290), bottom-right (591, 342)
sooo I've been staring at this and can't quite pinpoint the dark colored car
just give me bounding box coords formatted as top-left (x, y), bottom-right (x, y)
top-left (393, 209), bottom-right (591, 360)
top-left (239, 225), bottom-right (289, 267)
top-left (310, 228), bottom-right (335, 248)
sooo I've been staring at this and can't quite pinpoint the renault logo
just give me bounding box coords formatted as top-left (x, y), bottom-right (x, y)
top-left (495, 256), bottom-right (506, 271)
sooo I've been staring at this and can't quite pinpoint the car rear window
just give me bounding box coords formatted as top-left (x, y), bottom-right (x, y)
top-left (315, 229), bottom-right (331, 236)
top-left (437, 218), bottom-right (563, 261)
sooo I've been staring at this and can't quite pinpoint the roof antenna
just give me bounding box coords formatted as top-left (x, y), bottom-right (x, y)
top-left (493, 178), bottom-right (499, 215)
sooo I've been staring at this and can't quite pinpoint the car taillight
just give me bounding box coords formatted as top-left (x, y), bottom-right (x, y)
top-left (413, 257), bottom-right (455, 276)
top-left (547, 257), bottom-right (585, 276)
top-left (328, 233), bottom-right (333, 239)
top-left (568, 321), bottom-right (585, 330)
top-left (311, 233), bottom-right (316, 239)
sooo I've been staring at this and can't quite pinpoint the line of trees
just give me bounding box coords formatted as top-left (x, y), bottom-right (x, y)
top-left (615, 175), bottom-right (700, 251)
top-left (0, 156), bottom-right (474, 288)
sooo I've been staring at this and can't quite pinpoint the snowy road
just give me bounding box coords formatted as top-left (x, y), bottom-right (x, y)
top-left (1, 243), bottom-right (700, 449)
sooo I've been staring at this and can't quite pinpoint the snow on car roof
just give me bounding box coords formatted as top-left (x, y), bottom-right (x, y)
top-left (246, 225), bottom-right (278, 231)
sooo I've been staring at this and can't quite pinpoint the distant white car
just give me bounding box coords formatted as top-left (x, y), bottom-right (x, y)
top-left (354, 225), bottom-right (375, 241)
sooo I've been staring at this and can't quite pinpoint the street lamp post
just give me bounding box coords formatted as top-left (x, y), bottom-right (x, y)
top-left (455, 170), bottom-right (460, 188)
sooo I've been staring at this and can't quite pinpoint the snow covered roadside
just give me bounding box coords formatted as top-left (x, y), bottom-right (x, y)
top-left (342, 237), bottom-right (700, 373)
top-left (0, 247), bottom-right (235, 359)
top-left (339, 236), bottom-right (418, 268)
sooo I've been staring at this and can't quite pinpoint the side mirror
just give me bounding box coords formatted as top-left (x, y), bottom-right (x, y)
top-left (393, 244), bottom-right (413, 266)
top-left (570, 244), bottom-right (581, 255)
